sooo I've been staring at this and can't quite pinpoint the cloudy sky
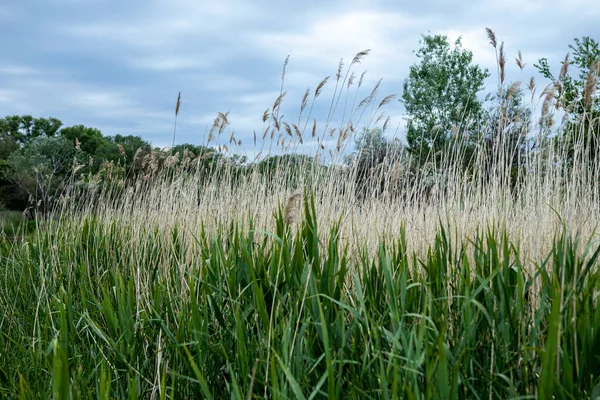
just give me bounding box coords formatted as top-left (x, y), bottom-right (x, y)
top-left (1, 0), bottom-right (598, 152)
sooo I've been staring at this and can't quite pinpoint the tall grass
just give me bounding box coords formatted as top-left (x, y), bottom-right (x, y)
top-left (1, 194), bottom-right (599, 398)
top-left (1, 31), bottom-right (600, 398)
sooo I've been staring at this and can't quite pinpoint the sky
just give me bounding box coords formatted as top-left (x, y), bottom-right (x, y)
top-left (1, 0), bottom-right (599, 154)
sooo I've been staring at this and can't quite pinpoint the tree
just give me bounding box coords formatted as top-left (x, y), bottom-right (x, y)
top-left (481, 83), bottom-right (532, 188)
top-left (60, 125), bottom-right (105, 155)
top-left (401, 34), bottom-right (490, 167)
top-left (0, 116), bottom-right (63, 209)
top-left (535, 37), bottom-right (600, 165)
top-left (0, 132), bottom-right (21, 209)
top-left (347, 127), bottom-right (403, 197)
top-left (351, 127), bottom-right (393, 171)
top-left (7, 136), bottom-right (79, 216)
top-left (0, 115), bottom-right (62, 145)
top-left (93, 134), bottom-right (152, 173)
top-left (0, 132), bottom-right (19, 176)
top-left (535, 36), bottom-right (600, 120)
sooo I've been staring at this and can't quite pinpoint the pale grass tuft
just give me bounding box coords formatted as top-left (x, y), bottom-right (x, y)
top-left (383, 116), bottom-right (391, 132)
top-left (300, 88), bottom-right (310, 115)
top-left (283, 122), bottom-right (292, 137)
top-left (175, 91), bottom-right (182, 117)
top-left (315, 77), bottom-right (329, 98)
top-left (515, 51), bottom-right (525, 70)
top-left (358, 71), bottom-right (366, 88)
top-left (507, 81), bottom-right (521, 99)
top-left (352, 49), bottom-right (371, 65)
top-left (292, 124), bottom-right (303, 143)
top-left (336, 59), bottom-right (344, 81)
top-left (584, 60), bottom-right (600, 110)
top-left (374, 112), bottom-right (386, 125)
top-left (171, 91), bottom-right (182, 149)
top-left (273, 92), bottom-right (287, 112)
top-left (559, 53), bottom-right (570, 81)
top-left (347, 72), bottom-right (355, 88)
top-left (499, 42), bottom-right (506, 84)
top-left (541, 86), bottom-right (555, 125)
top-left (528, 77), bottom-right (535, 92)
top-left (378, 94), bottom-right (396, 108)
top-left (282, 55), bottom-right (290, 80)
top-left (486, 27), bottom-right (497, 49)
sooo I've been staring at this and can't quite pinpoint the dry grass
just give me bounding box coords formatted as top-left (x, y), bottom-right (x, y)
top-left (57, 32), bottom-right (600, 278)
top-left (284, 193), bottom-right (302, 226)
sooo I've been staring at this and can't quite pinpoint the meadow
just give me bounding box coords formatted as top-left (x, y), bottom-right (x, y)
top-left (1, 45), bottom-right (600, 399)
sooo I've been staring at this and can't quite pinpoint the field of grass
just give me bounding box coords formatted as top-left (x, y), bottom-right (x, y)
top-left (1, 47), bottom-right (600, 398)
top-left (1, 192), bottom-right (599, 398)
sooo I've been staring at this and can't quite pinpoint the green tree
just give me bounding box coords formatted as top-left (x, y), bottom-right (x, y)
top-left (481, 83), bottom-right (532, 188)
top-left (0, 115), bottom-right (62, 145)
top-left (346, 127), bottom-right (403, 197)
top-left (0, 132), bottom-right (21, 209)
top-left (60, 125), bottom-right (105, 155)
top-left (112, 134), bottom-right (152, 159)
top-left (93, 134), bottom-right (152, 173)
top-left (7, 136), bottom-right (79, 216)
top-left (350, 127), bottom-right (395, 171)
top-left (0, 116), bottom-right (63, 209)
top-left (535, 36), bottom-right (600, 119)
top-left (535, 37), bottom-right (600, 166)
top-left (0, 132), bottom-right (19, 176)
top-left (401, 34), bottom-right (490, 167)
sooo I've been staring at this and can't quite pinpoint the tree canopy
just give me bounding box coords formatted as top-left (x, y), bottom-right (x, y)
top-left (401, 34), bottom-right (490, 166)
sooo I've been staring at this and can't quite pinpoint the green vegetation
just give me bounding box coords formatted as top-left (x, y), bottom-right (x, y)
top-left (535, 36), bottom-right (600, 166)
top-left (401, 34), bottom-right (490, 167)
top-left (1, 195), bottom-right (599, 398)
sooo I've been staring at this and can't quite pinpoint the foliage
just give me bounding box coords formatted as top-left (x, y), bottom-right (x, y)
top-left (345, 127), bottom-right (404, 196)
top-left (481, 83), bottom-right (532, 186)
top-left (535, 36), bottom-right (600, 119)
top-left (171, 143), bottom-right (222, 169)
top-left (352, 127), bottom-right (391, 168)
top-left (6, 136), bottom-right (79, 216)
top-left (0, 115), bottom-right (62, 145)
top-left (258, 153), bottom-right (314, 172)
top-left (91, 134), bottom-right (152, 175)
top-left (0, 132), bottom-right (19, 186)
top-left (535, 37), bottom-right (600, 167)
top-left (60, 124), bottom-right (105, 156)
top-left (0, 132), bottom-right (19, 162)
top-left (401, 34), bottom-right (490, 167)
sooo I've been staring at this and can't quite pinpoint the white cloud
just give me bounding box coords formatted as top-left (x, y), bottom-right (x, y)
top-left (441, 28), bottom-right (498, 71)
top-left (0, 65), bottom-right (41, 77)
top-left (252, 10), bottom-right (426, 83)
top-left (67, 0), bottom-right (259, 47)
top-left (128, 55), bottom-right (210, 72)
top-left (478, 0), bottom-right (600, 18)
